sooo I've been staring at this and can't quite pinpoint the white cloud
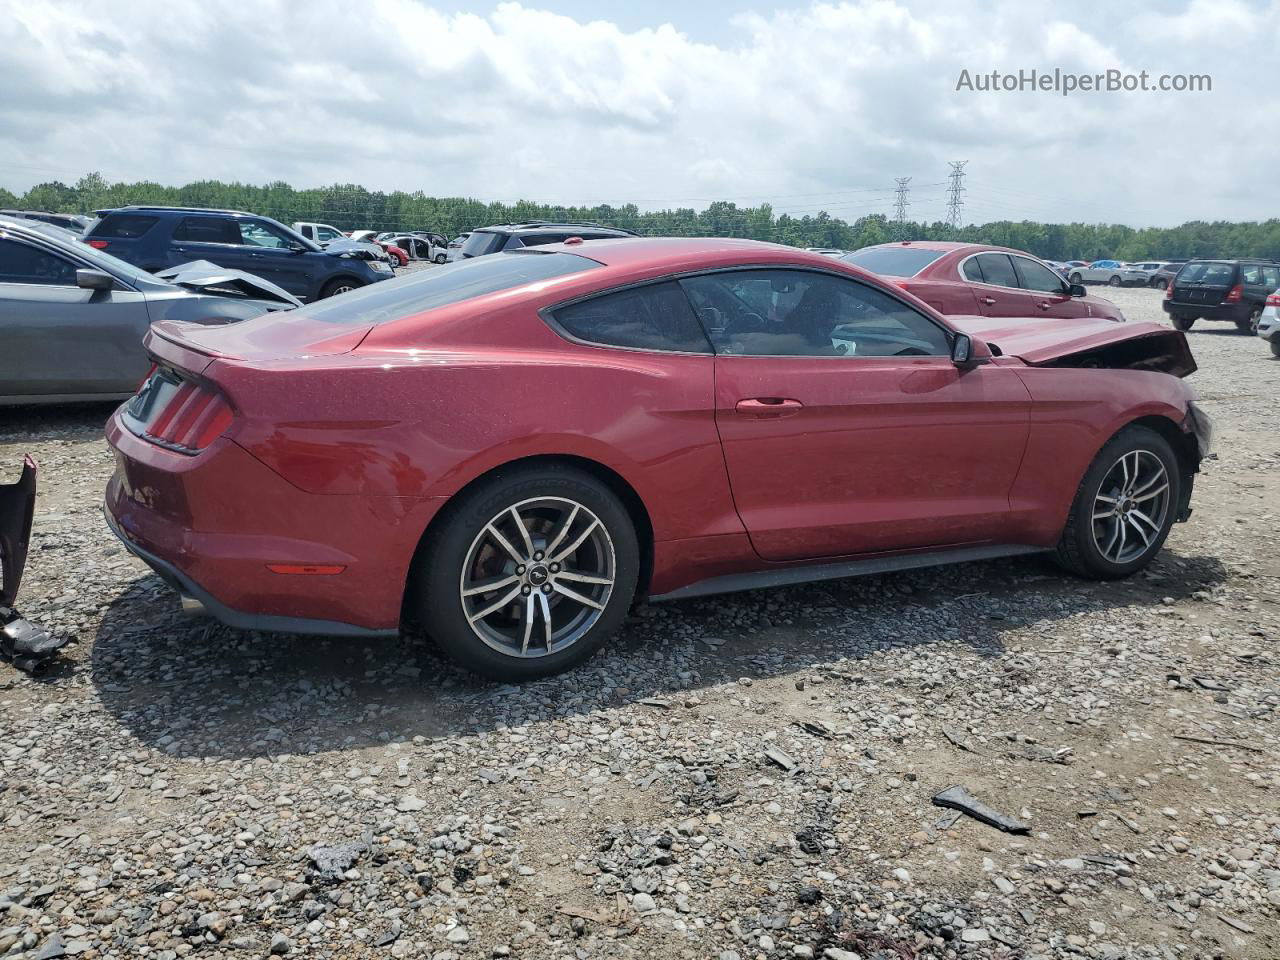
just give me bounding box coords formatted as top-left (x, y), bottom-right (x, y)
top-left (0, 0), bottom-right (1272, 226)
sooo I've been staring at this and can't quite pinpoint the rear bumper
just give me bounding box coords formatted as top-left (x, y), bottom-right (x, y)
top-left (104, 410), bottom-right (445, 635)
top-left (1162, 300), bottom-right (1249, 322)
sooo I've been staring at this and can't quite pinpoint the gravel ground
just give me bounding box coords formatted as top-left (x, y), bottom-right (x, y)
top-left (1, 286), bottom-right (1278, 960)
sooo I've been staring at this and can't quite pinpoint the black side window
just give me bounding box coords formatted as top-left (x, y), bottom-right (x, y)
top-left (551, 281), bottom-right (712, 353)
top-left (975, 253), bottom-right (1018, 288)
top-left (1263, 266), bottom-right (1280, 289)
top-left (679, 269), bottom-right (950, 358)
top-left (1240, 263), bottom-right (1262, 285)
top-left (173, 216), bottom-right (241, 245)
top-left (1013, 257), bottom-right (1067, 294)
top-left (516, 233), bottom-right (567, 248)
top-left (95, 214), bottom-right (158, 239)
top-left (962, 257), bottom-right (984, 282)
top-left (0, 237), bottom-right (80, 285)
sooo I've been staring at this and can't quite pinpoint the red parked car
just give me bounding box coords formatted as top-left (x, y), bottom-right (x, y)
top-left (104, 238), bottom-right (1209, 680)
top-left (842, 242), bottom-right (1126, 322)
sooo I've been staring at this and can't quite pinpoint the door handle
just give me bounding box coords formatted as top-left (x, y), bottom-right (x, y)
top-left (1036, 301), bottom-right (1051, 310)
top-left (980, 296), bottom-right (996, 305)
top-left (735, 397), bottom-right (803, 418)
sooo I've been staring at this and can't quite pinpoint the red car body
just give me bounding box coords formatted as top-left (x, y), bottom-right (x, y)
top-left (843, 242), bottom-right (1125, 322)
top-left (104, 238), bottom-right (1202, 645)
top-left (380, 243), bottom-right (408, 267)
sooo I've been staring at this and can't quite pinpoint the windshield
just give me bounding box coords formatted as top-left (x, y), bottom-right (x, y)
top-left (841, 246), bottom-right (946, 278)
top-left (1176, 261), bottom-right (1235, 284)
top-left (295, 251), bottom-right (601, 325)
top-left (459, 231), bottom-right (506, 258)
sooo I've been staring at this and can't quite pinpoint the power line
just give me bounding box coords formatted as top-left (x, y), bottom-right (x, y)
top-left (945, 161), bottom-right (968, 228)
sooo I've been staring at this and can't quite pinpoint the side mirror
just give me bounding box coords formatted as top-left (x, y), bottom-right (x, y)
top-left (287, 242), bottom-right (307, 254)
top-left (76, 269), bottom-right (114, 291)
top-left (952, 333), bottom-right (992, 368)
top-left (1068, 283), bottom-right (1087, 297)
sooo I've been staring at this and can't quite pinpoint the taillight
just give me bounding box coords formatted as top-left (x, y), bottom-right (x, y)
top-left (143, 381), bottom-right (233, 453)
top-left (86, 239), bottom-right (110, 249)
top-left (1267, 293), bottom-right (1280, 307)
top-left (1164, 284), bottom-right (1174, 300)
top-left (1224, 283), bottom-right (1243, 303)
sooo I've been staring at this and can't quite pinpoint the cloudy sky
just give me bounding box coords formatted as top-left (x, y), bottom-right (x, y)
top-left (2, 0), bottom-right (1275, 226)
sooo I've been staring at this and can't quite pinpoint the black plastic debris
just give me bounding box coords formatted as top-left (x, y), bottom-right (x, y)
top-left (931, 785), bottom-right (1029, 835)
top-left (1, 614), bottom-right (67, 676)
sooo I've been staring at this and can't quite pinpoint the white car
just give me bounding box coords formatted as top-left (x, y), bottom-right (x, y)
top-left (1258, 288), bottom-right (1280, 358)
top-left (1067, 260), bottom-right (1149, 287)
top-left (292, 221), bottom-right (347, 245)
top-left (379, 233), bottom-right (447, 263)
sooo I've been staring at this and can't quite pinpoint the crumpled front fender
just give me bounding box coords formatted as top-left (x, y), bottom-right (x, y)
top-left (0, 456), bottom-right (37, 608)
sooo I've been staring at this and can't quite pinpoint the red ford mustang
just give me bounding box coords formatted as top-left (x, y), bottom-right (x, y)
top-left (842, 241), bottom-right (1126, 323)
top-left (104, 238), bottom-right (1210, 680)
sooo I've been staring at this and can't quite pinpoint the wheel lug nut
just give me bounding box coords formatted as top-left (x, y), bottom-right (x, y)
top-left (521, 585), bottom-right (531, 595)
top-left (534, 551), bottom-right (544, 561)
top-left (549, 563), bottom-right (560, 573)
top-left (541, 584), bottom-right (552, 593)
top-left (516, 565), bottom-right (525, 575)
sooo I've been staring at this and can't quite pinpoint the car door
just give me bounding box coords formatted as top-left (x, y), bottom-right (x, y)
top-left (0, 236), bottom-right (150, 398)
top-left (961, 253), bottom-right (1040, 317)
top-left (170, 215), bottom-right (263, 275)
top-left (681, 268), bottom-right (1032, 561)
top-left (234, 218), bottom-right (314, 296)
top-left (1012, 254), bottom-right (1089, 318)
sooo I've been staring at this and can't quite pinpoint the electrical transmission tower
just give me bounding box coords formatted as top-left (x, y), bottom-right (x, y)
top-left (945, 161), bottom-right (967, 228)
top-left (893, 177), bottom-right (911, 234)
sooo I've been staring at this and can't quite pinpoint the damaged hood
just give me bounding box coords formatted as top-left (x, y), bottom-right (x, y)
top-left (323, 238), bottom-right (387, 261)
top-left (949, 315), bottom-right (1195, 375)
top-left (155, 261), bottom-right (302, 309)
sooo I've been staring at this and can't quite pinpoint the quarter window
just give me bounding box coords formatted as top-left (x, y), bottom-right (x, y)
top-left (1241, 263), bottom-right (1262, 284)
top-left (552, 281), bottom-right (712, 353)
top-left (962, 257), bottom-right (984, 282)
top-left (239, 220), bottom-right (293, 249)
top-left (1262, 266), bottom-right (1280, 289)
top-left (1013, 257), bottom-right (1067, 293)
top-left (93, 213), bottom-right (159, 239)
top-left (0, 238), bottom-right (79, 285)
top-left (679, 269), bottom-right (950, 358)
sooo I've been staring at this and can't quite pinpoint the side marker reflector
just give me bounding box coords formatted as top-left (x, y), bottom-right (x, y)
top-left (265, 564), bottom-right (346, 576)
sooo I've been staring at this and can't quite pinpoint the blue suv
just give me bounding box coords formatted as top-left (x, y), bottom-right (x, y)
top-left (84, 206), bottom-right (392, 301)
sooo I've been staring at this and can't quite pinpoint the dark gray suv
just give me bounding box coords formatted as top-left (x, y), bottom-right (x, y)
top-left (456, 220), bottom-right (639, 258)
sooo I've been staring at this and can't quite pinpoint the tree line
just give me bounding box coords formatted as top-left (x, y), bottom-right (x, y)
top-left (6, 172), bottom-right (1279, 262)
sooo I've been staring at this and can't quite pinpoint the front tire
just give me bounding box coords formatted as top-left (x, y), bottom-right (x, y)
top-left (434, 253), bottom-right (447, 264)
top-left (1271, 339), bottom-right (1280, 359)
top-left (320, 278), bottom-right (362, 298)
top-left (1239, 307), bottom-right (1262, 335)
top-left (1055, 426), bottom-right (1180, 580)
top-left (415, 465), bottom-right (639, 680)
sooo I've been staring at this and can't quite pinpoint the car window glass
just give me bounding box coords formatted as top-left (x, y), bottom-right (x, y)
top-left (0, 237), bottom-right (80, 285)
top-left (975, 253), bottom-right (1018, 288)
top-left (961, 257), bottom-right (984, 282)
top-left (1263, 266), bottom-right (1280, 289)
top-left (1241, 263), bottom-right (1262, 284)
top-left (94, 214), bottom-right (159, 239)
top-left (316, 227), bottom-right (342, 243)
top-left (552, 281), bottom-right (712, 353)
top-left (173, 216), bottom-right (241, 245)
top-left (841, 247), bottom-right (946, 277)
top-left (1177, 262), bottom-right (1235, 284)
top-left (680, 269), bottom-right (950, 358)
top-left (1013, 257), bottom-right (1067, 294)
top-left (239, 220), bottom-right (293, 249)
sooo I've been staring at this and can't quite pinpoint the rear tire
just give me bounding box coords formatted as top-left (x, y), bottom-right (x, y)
top-left (1055, 426), bottom-right (1180, 580)
top-left (1069, 272), bottom-right (1083, 284)
top-left (1108, 275), bottom-right (1123, 287)
top-left (1171, 315), bottom-right (1195, 331)
top-left (320, 278), bottom-right (362, 298)
top-left (415, 464), bottom-right (639, 681)
top-left (1153, 278), bottom-right (1168, 290)
top-left (1271, 339), bottom-right (1280, 359)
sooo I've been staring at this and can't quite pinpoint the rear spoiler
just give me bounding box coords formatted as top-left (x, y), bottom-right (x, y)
top-left (0, 456), bottom-right (36, 608)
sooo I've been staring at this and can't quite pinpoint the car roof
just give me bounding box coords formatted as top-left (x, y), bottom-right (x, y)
top-left (476, 220), bottom-right (640, 237)
top-left (96, 205), bottom-right (256, 217)
top-left (527, 236), bottom-right (854, 272)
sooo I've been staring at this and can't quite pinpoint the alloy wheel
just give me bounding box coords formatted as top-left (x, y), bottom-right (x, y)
top-left (1091, 450), bottom-right (1170, 564)
top-left (459, 497), bottom-right (616, 658)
